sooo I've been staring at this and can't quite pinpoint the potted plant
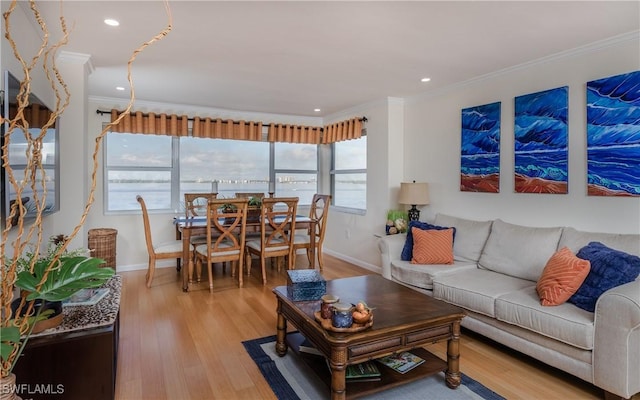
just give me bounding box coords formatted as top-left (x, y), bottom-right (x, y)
top-left (1, 237), bottom-right (114, 397)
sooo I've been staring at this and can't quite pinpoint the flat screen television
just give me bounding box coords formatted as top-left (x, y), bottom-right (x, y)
top-left (1, 70), bottom-right (60, 227)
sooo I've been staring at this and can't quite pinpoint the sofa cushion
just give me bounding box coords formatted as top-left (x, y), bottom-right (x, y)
top-left (536, 247), bottom-right (591, 306)
top-left (568, 242), bottom-right (640, 312)
top-left (558, 227), bottom-right (640, 256)
top-left (434, 214), bottom-right (493, 263)
top-left (400, 221), bottom-right (454, 261)
top-left (478, 219), bottom-right (563, 282)
top-left (433, 269), bottom-right (533, 317)
top-left (391, 260), bottom-right (477, 291)
top-left (411, 227), bottom-right (454, 264)
top-left (496, 286), bottom-right (594, 350)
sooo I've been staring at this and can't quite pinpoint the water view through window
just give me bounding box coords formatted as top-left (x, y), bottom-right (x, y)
top-left (106, 133), bottom-right (365, 212)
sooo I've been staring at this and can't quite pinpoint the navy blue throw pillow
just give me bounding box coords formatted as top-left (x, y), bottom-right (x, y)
top-left (400, 221), bottom-right (456, 261)
top-left (568, 241), bottom-right (640, 312)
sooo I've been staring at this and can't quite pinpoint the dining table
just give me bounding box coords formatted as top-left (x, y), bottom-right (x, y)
top-left (174, 215), bottom-right (316, 291)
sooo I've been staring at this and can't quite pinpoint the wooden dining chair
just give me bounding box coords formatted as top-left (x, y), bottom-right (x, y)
top-left (245, 197), bottom-right (298, 285)
top-left (193, 198), bottom-right (249, 290)
top-left (293, 194), bottom-right (331, 270)
top-left (184, 192), bottom-right (219, 280)
top-left (137, 195), bottom-right (192, 288)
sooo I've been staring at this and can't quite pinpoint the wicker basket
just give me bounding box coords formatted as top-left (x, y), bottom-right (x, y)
top-left (88, 228), bottom-right (117, 268)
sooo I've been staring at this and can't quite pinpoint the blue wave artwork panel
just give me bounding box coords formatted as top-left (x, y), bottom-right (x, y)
top-left (587, 70), bottom-right (640, 197)
top-left (514, 86), bottom-right (568, 194)
top-left (460, 101), bottom-right (501, 193)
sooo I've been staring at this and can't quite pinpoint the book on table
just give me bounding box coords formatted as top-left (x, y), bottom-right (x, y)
top-left (323, 359), bottom-right (382, 382)
top-left (376, 351), bottom-right (425, 374)
top-left (346, 361), bottom-right (381, 381)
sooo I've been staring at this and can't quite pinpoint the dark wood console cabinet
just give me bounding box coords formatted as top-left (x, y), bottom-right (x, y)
top-left (12, 275), bottom-right (121, 400)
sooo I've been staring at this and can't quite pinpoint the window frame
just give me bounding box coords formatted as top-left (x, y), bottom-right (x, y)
top-left (330, 135), bottom-right (367, 215)
top-left (103, 130), bottom-right (321, 214)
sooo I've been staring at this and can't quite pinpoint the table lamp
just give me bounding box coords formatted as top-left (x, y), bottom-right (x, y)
top-left (398, 181), bottom-right (430, 222)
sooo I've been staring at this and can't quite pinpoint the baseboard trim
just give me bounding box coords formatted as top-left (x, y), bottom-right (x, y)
top-left (323, 249), bottom-right (381, 274)
top-left (116, 251), bottom-right (381, 274)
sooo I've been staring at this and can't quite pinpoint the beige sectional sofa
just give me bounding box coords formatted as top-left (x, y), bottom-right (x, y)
top-left (378, 213), bottom-right (640, 399)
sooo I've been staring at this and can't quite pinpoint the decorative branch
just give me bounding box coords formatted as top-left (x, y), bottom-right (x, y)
top-left (0, 0), bottom-right (173, 378)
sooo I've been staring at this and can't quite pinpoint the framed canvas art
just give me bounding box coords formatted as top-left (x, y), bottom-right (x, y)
top-left (514, 86), bottom-right (568, 194)
top-left (460, 102), bottom-right (501, 193)
top-left (586, 70), bottom-right (640, 196)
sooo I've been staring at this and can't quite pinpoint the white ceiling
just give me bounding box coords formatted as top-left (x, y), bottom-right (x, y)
top-left (26, 1), bottom-right (640, 117)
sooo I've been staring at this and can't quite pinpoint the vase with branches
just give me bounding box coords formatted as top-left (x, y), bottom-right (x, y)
top-left (0, 1), bottom-right (174, 398)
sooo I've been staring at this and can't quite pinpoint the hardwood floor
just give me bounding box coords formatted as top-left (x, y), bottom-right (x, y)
top-left (116, 255), bottom-right (606, 400)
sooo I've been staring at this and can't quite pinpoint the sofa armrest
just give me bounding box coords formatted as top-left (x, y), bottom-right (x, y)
top-left (377, 234), bottom-right (406, 280)
top-left (593, 279), bottom-right (640, 398)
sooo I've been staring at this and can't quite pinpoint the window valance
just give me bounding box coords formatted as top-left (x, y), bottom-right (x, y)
top-left (192, 117), bottom-right (262, 141)
top-left (322, 117), bottom-right (363, 144)
top-left (267, 124), bottom-right (322, 144)
top-left (109, 110), bottom-right (189, 136)
top-left (104, 109), bottom-right (365, 144)
top-left (9, 103), bottom-right (53, 129)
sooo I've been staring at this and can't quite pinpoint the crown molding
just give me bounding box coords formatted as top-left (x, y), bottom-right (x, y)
top-left (57, 51), bottom-right (95, 74)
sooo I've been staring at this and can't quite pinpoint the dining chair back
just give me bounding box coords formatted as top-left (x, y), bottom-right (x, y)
top-left (184, 192), bottom-right (218, 218)
top-left (137, 195), bottom-right (190, 288)
top-left (245, 197), bottom-right (299, 285)
top-left (293, 193), bottom-right (331, 270)
top-left (193, 198), bottom-right (249, 290)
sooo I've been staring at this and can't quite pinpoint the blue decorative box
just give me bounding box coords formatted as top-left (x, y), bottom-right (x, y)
top-left (286, 270), bottom-right (326, 301)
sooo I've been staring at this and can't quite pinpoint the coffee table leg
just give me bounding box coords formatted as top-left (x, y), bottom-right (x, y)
top-left (329, 349), bottom-right (347, 400)
top-left (445, 320), bottom-right (462, 389)
top-left (275, 304), bottom-right (288, 357)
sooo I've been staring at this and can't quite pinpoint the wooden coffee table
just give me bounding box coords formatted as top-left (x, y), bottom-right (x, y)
top-left (273, 275), bottom-right (466, 400)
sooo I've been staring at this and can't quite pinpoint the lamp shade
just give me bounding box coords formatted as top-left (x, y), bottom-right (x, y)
top-left (398, 182), bottom-right (430, 206)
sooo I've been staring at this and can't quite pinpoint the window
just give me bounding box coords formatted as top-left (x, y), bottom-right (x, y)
top-left (105, 133), bottom-right (319, 212)
top-left (331, 136), bottom-right (366, 212)
top-left (274, 142), bottom-right (318, 205)
top-left (180, 137), bottom-right (270, 200)
top-left (105, 132), bottom-right (173, 211)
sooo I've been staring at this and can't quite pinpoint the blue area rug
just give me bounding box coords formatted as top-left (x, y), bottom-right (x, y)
top-left (243, 335), bottom-right (505, 400)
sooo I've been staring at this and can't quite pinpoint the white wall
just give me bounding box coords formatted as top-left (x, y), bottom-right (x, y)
top-left (402, 33), bottom-right (640, 234)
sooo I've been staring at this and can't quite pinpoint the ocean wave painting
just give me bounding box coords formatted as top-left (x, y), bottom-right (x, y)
top-left (461, 102), bottom-right (500, 193)
top-left (514, 86), bottom-right (568, 194)
top-left (587, 70), bottom-right (640, 196)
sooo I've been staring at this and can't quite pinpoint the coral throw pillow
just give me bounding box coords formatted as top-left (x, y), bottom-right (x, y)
top-left (411, 227), bottom-right (454, 265)
top-left (536, 247), bottom-right (591, 306)
top-left (401, 221), bottom-right (455, 261)
top-left (568, 242), bottom-right (640, 312)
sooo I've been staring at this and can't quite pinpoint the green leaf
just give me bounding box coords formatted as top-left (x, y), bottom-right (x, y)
top-left (15, 256), bottom-right (114, 302)
top-left (0, 326), bottom-right (21, 362)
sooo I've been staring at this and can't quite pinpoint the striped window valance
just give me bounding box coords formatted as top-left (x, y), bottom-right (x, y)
top-left (9, 103), bottom-right (54, 129)
top-left (110, 110), bottom-right (189, 136)
top-left (322, 117), bottom-right (363, 144)
top-left (267, 124), bottom-right (322, 144)
top-left (106, 109), bottom-right (365, 144)
top-left (268, 117), bottom-right (365, 144)
top-left (192, 117), bottom-right (262, 141)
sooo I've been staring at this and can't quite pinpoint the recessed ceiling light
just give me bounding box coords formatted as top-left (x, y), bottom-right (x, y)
top-left (116, 86), bottom-right (125, 91)
top-left (104, 18), bottom-right (119, 27)
top-left (314, 108), bottom-right (321, 113)
top-left (421, 77), bottom-right (431, 83)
